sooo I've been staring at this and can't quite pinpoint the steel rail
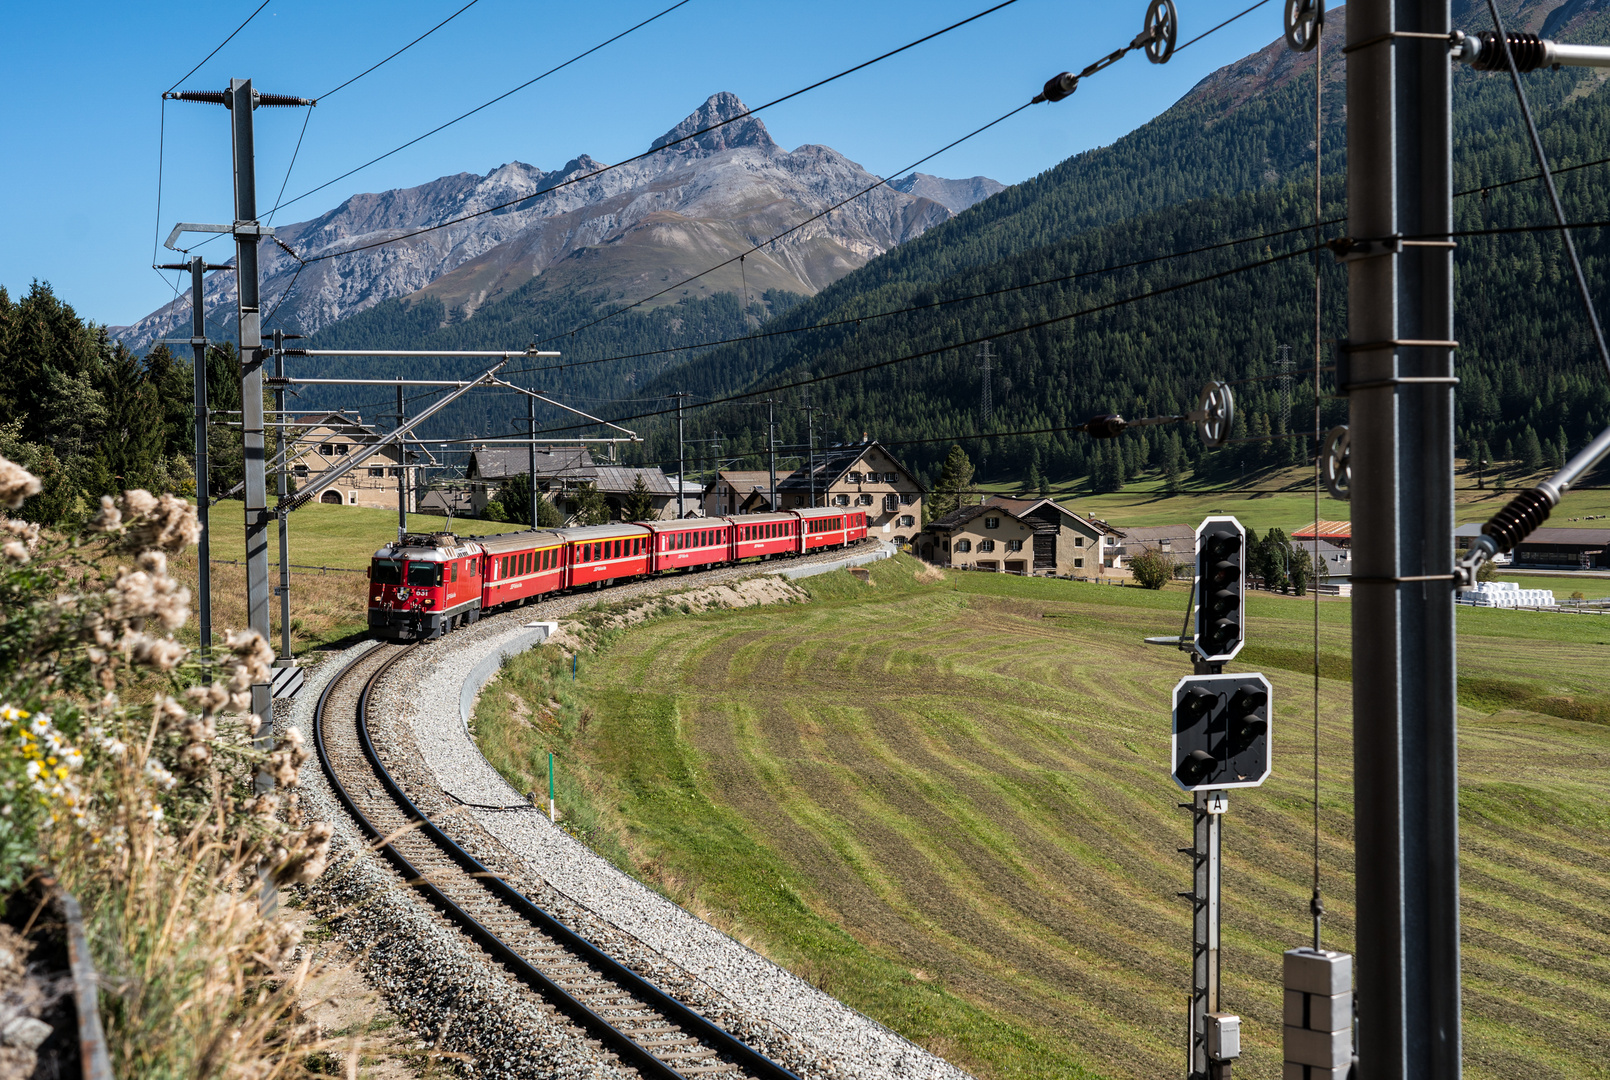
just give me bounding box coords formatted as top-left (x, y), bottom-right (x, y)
top-left (313, 643), bottom-right (800, 1080)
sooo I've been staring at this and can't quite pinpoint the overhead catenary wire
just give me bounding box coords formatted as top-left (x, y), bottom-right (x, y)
top-left (482, 239), bottom-right (1331, 441)
top-left (295, 0), bottom-right (1022, 263)
top-left (319, 0), bottom-right (485, 100)
top-left (165, 0), bottom-right (272, 94)
top-left (1174, 0), bottom-right (1274, 53)
top-left (269, 0), bottom-right (695, 219)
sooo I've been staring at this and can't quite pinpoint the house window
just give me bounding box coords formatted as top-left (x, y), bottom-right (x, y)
top-left (835, 494), bottom-right (850, 506)
top-left (955, 539), bottom-right (972, 553)
top-left (333, 443), bottom-right (349, 455)
top-left (347, 491), bottom-right (358, 504)
top-left (883, 472), bottom-right (897, 483)
top-left (319, 443), bottom-right (333, 456)
top-left (848, 471), bottom-right (864, 483)
top-left (978, 539), bottom-right (996, 553)
top-left (1075, 536), bottom-right (1086, 548)
top-left (894, 534), bottom-right (907, 546)
top-left (883, 495), bottom-right (899, 513)
top-left (858, 493), bottom-right (873, 506)
top-left (1075, 558), bottom-right (1084, 568)
top-left (389, 467), bottom-right (402, 477)
top-left (900, 494), bottom-right (915, 506)
top-left (1007, 539), bottom-right (1023, 552)
top-left (292, 464), bottom-right (309, 478)
top-left (897, 515), bottom-right (914, 528)
top-left (368, 467), bottom-right (385, 478)
top-left (984, 516), bottom-right (1000, 529)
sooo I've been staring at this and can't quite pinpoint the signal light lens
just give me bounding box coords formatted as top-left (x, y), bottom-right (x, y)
top-left (1179, 748), bottom-right (1216, 786)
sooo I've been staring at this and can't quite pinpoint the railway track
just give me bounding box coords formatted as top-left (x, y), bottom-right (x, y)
top-left (313, 641), bottom-right (802, 1080)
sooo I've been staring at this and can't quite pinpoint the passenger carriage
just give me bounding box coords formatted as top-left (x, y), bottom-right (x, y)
top-left (644, 519), bottom-right (731, 573)
top-left (795, 506), bottom-right (867, 552)
top-left (730, 513), bottom-right (797, 560)
top-left (480, 529), bottom-right (567, 611)
top-left (560, 523), bottom-right (653, 588)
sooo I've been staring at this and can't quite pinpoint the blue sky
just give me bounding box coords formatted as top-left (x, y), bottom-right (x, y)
top-left (1, 0), bottom-right (1285, 328)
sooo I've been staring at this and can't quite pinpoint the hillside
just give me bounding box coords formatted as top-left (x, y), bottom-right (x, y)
top-left (113, 92), bottom-right (996, 353)
top-left (619, 0), bottom-right (1610, 490)
top-left (476, 558), bottom-right (1610, 1080)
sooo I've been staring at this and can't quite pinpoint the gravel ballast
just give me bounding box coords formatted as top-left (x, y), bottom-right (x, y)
top-left (288, 544), bottom-right (971, 1080)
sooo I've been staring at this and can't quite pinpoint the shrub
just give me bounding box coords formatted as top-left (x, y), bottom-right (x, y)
top-left (1129, 546), bottom-right (1176, 589)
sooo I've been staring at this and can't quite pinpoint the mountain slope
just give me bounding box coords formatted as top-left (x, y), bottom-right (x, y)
top-left (114, 93), bottom-right (996, 352)
top-left (618, 0), bottom-right (1610, 490)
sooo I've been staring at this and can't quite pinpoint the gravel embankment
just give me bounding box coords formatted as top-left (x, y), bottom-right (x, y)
top-left (283, 545), bottom-right (967, 1080)
top-left (364, 548), bottom-right (975, 1080)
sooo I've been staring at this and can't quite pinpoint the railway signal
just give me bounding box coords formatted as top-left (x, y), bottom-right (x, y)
top-left (1194, 517), bottom-right (1246, 663)
top-left (1171, 673), bottom-right (1273, 792)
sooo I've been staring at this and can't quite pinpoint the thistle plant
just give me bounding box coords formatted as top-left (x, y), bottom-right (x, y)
top-left (0, 454), bottom-right (351, 1078)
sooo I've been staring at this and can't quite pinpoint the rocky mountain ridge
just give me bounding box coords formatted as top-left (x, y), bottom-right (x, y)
top-left (114, 92), bottom-right (999, 350)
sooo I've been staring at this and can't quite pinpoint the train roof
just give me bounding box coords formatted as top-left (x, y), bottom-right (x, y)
top-left (794, 505), bottom-right (857, 519)
top-left (477, 528), bottom-right (567, 554)
top-left (718, 512), bottom-right (793, 524)
top-left (371, 533), bottom-right (484, 561)
top-left (552, 522), bottom-right (653, 543)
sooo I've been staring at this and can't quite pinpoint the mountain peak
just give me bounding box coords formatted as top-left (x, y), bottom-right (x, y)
top-left (650, 92), bottom-right (778, 155)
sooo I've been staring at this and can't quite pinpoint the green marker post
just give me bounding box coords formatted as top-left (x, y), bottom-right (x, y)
top-left (548, 751), bottom-right (555, 822)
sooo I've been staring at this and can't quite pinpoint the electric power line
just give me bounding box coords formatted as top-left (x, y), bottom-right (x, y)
top-left (320, 0), bottom-right (486, 100)
top-left (165, 0), bottom-right (273, 94)
top-left (269, 0), bottom-right (694, 219)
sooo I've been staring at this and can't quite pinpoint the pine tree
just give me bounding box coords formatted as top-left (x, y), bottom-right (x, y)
top-left (624, 473), bottom-right (655, 521)
top-left (1520, 426), bottom-right (1543, 472)
top-left (98, 342), bottom-right (163, 491)
top-left (927, 445), bottom-right (975, 522)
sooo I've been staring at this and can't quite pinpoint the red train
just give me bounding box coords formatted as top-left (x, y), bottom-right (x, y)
top-left (366, 507), bottom-right (869, 641)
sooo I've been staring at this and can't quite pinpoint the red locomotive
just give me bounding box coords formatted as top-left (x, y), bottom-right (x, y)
top-left (367, 506), bottom-right (868, 641)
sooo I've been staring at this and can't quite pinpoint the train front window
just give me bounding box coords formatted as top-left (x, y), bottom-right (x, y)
top-left (406, 561), bottom-right (441, 587)
top-left (372, 559), bottom-right (403, 585)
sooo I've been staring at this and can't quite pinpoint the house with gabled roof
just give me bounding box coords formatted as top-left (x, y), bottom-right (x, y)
top-left (920, 495), bottom-right (1123, 576)
top-left (774, 441), bottom-right (925, 545)
top-left (464, 446), bottom-right (682, 520)
top-left (284, 412), bottom-right (422, 511)
top-left (703, 470), bottom-right (788, 516)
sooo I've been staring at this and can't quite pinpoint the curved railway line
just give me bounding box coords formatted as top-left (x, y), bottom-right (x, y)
top-left (313, 639), bottom-right (804, 1080)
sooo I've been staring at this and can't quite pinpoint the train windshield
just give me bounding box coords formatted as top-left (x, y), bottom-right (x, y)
top-left (406, 561), bottom-right (442, 587)
top-left (371, 559), bottom-right (403, 585)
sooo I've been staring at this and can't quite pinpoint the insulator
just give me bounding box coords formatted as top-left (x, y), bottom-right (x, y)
top-left (1082, 413), bottom-right (1128, 438)
top-left (1038, 71), bottom-right (1079, 103)
top-left (1473, 31), bottom-right (1547, 72)
top-left (1480, 486), bottom-right (1553, 552)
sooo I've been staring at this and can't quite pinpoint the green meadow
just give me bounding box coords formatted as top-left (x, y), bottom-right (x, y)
top-left (477, 556), bottom-right (1610, 1080)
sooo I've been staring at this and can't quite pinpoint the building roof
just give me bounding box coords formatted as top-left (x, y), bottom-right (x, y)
top-left (704, 470), bottom-right (781, 495)
top-left (468, 447), bottom-right (591, 480)
top-left (1293, 520), bottom-right (1352, 541)
top-left (465, 447), bottom-right (677, 496)
top-left (775, 441), bottom-right (925, 494)
top-left (1513, 527), bottom-right (1610, 545)
top-left (928, 495), bottom-right (1117, 537)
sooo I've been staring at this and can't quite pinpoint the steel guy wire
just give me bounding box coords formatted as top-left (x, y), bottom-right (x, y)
top-left (1174, 0), bottom-right (1274, 53)
top-left (165, 0), bottom-right (273, 94)
top-left (1486, 0), bottom-right (1610, 386)
top-left (501, 208), bottom-right (1610, 440)
top-left (268, 0), bottom-right (695, 219)
top-left (294, 0), bottom-right (1021, 262)
top-left (267, 106), bottom-right (314, 228)
top-left (486, 238), bottom-right (1332, 440)
top-left (319, 0), bottom-right (485, 100)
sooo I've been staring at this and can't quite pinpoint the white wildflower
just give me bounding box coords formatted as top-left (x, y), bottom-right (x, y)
top-left (0, 456), bottom-right (41, 510)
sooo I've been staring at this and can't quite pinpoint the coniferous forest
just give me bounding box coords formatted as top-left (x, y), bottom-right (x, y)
top-left (13, 10), bottom-right (1610, 517)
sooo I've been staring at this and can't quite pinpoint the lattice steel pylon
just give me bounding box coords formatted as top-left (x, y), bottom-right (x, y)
top-left (979, 341), bottom-right (994, 427)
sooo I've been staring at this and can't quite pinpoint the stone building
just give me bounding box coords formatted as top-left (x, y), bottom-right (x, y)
top-left (775, 442), bottom-right (925, 546)
top-left (920, 495), bottom-right (1121, 576)
top-left (285, 413), bottom-right (420, 511)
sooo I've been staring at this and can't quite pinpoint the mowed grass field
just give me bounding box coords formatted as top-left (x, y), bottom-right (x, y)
top-left (479, 556), bottom-right (1610, 1080)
